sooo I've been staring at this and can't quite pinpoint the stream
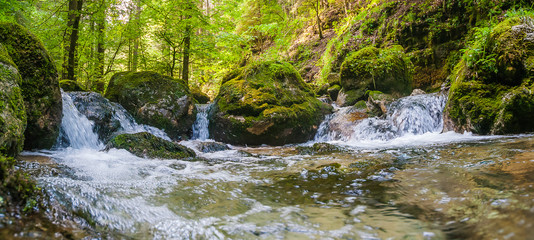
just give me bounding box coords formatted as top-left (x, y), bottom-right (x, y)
top-left (12, 92), bottom-right (534, 239)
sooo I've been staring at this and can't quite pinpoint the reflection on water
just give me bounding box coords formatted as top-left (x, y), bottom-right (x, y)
top-left (10, 135), bottom-right (534, 239)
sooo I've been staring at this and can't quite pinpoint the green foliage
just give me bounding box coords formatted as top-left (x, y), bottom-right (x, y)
top-left (447, 13), bottom-right (534, 134)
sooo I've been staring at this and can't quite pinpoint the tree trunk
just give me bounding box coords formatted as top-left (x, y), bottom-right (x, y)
top-left (95, 7), bottom-right (106, 92)
top-left (182, 1), bottom-right (192, 85)
top-left (182, 24), bottom-right (191, 85)
top-left (132, 2), bottom-right (141, 72)
top-left (314, 0), bottom-right (323, 39)
top-left (63, 0), bottom-right (84, 80)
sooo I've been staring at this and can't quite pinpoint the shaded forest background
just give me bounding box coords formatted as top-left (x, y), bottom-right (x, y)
top-left (1, 0), bottom-right (533, 97)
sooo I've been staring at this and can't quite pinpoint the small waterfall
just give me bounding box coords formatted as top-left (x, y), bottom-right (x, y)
top-left (57, 92), bottom-right (171, 149)
top-left (314, 93), bottom-right (447, 142)
top-left (57, 92), bottom-right (103, 149)
top-left (110, 102), bottom-right (171, 141)
top-left (192, 104), bottom-right (211, 140)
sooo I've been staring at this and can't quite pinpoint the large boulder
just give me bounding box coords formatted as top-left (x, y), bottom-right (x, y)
top-left (210, 61), bottom-right (332, 145)
top-left (105, 71), bottom-right (196, 140)
top-left (59, 79), bottom-right (85, 92)
top-left (0, 43), bottom-right (26, 157)
top-left (106, 132), bottom-right (196, 159)
top-left (0, 23), bottom-right (62, 150)
top-left (445, 17), bottom-right (534, 134)
top-left (338, 45), bottom-right (413, 106)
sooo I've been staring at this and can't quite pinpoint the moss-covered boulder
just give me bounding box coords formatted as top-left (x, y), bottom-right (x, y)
top-left (0, 23), bottom-right (62, 150)
top-left (338, 45), bottom-right (413, 106)
top-left (106, 132), bottom-right (196, 159)
top-left (105, 71), bottom-right (196, 140)
top-left (0, 44), bottom-right (26, 157)
top-left (191, 87), bottom-right (210, 104)
top-left (446, 17), bottom-right (534, 134)
top-left (59, 79), bottom-right (85, 92)
top-left (210, 61), bottom-right (332, 145)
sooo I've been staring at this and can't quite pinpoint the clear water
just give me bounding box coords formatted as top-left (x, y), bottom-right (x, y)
top-left (14, 93), bottom-right (534, 239)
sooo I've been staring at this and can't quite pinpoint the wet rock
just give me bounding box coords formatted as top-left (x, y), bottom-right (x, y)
top-left (446, 17), bottom-right (534, 134)
top-left (410, 89), bottom-right (426, 96)
top-left (366, 91), bottom-right (394, 117)
top-left (0, 44), bottom-right (26, 157)
top-left (210, 61), bottom-right (332, 146)
top-left (191, 87), bottom-right (210, 104)
top-left (105, 71), bottom-right (196, 140)
top-left (338, 45), bottom-right (413, 107)
top-left (59, 80), bottom-right (85, 92)
top-left (327, 84), bottom-right (341, 101)
top-left (0, 23), bottom-right (62, 150)
top-left (296, 143), bottom-right (344, 155)
top-left (68, 92), bottom-right (121, 142)
top-left (198, 141), bottom-right (230, 153)
top-left (106, 132), bottom-right (196, 159)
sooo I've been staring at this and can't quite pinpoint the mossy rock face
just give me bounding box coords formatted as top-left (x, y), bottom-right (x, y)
top-left (105, 71), bottom-right (196, 140)
top-left (0, 44), bottom-right (26, 157)
top-left (446, 17), bottom-right (534, 134)
top-left (59, 80), bottom-right (85, 92)
top-left (210, 61), bottom-right (332, 146)
top-left (1, 155), bottom-right (40, 216)
top-left (0, 23), bottom-right (62, 150)
top-left (191, 87), bottom-right (210, 104)
top-left (106, 132), bottom-right (196, 159)
top-left (338, 45), bottom-right (413, 106)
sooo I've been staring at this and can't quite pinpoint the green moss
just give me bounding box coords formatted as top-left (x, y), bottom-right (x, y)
top-left (191, 87), bottom-right (210, 104)
top-left (0, 43), bottom-right (15, 67)
top-left (354, 100), bottom-right (367, 110)
top-left (446, 15), bottom-right (534, 134)
top-left (59, 79), bottom-right (85, 92)
top-left (0, 56), bottom-right (26, 156)
top-left (340, 45), bottom-right (413, 98)
top-left (107, 132), bottom-right (196, 159)
top-left (105, 71), bottom-right (195, 140)
top-left (211, 61), bottom-right (332, 145)
top-left (0, 155), bottom-right (40, 214)
top-left (0, 22), bottom-right (62, 150)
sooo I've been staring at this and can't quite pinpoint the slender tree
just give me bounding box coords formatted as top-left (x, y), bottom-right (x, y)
top-left (63, 0), bottom-right (84, 80)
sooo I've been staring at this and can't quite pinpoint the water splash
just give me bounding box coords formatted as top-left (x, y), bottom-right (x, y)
top-left (192, 104), bottom-right (211, 140)
top-left (56, 92), bottom-right (103, 149)
top-left (351, 93), bottom-right (446, 141)
top-left (109, 102), bottom-right (170, 141)
top-left (314, 93), bottom-right (447, 143)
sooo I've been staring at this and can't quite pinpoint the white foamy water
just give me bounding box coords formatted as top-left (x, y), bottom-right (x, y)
top-left (109, 101), bottom-right (171, 141)
top-left (57, 92), bottom-right (103, 149)
top-left (26, 92), bottom-right (525, 239)
top-left (192, 104), bottom-right (211, 140)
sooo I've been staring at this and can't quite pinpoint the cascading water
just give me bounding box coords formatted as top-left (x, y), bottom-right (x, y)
top-left (59, 92), bottom-right (170, 148)
top-left (56, 92), bottom-right (103, 149)
top-left (109, 102), bottom-right (171, 141)
top-left (192, 104), bottom-right (211, 140)
top-left (19, 91), bottom-right (532, 240)
top-left (314, 93), bottom-right (447, 142)
top-left (351, 93), bottom-right (447, 141)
